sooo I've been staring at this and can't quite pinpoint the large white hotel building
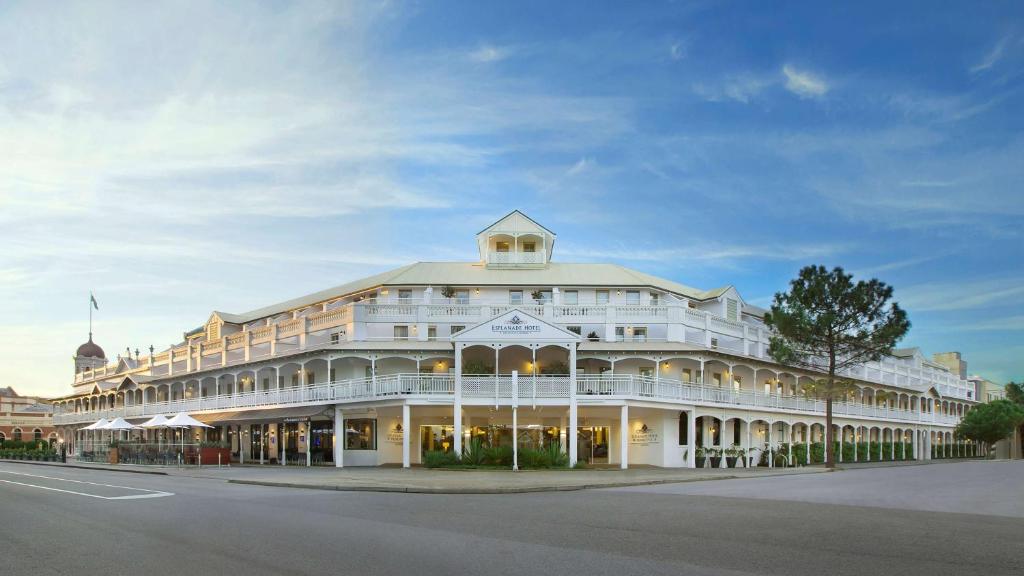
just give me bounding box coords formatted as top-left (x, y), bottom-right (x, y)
top-left (53, 211), bottom-right (978, 468)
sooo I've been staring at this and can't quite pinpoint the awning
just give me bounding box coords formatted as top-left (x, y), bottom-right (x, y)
top-left (194, 405), bottom-right (332, 424)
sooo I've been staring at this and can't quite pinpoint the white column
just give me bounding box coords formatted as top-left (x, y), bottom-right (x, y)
top-left (688, 410), bottom-right (696, 468)
top-left (454, 345), bottom-right (463, 458)
top-left (334, 406), bottom-right (344, 467)
top-left (402, 403), bottom-right (411, 468)
top-left (767, 421), bottom-right (773, 468)
top-left (568, 403), bottom-right (578, 467)
top-left (620, 404), bottom-right (629, 470)
top-left (744, 417), bottom-right (751, 468)
top-left (806, 426), bottom-right (811, 465)
top-left (512, 405), bottom-right (519, 471)
top-left (569, 344), bottom-right (578, 466)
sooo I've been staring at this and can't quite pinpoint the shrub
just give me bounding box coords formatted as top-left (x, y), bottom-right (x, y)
top-left (424, 450), bottom-right (459, 468)
top-left (461, 438), bottom-right (487, 465)
top-left (483, 445), bottom-right (513, 466)
top-left (810, 442), bottom-right (825, 464)
top-left (791, 443), bottom-right (808, 465)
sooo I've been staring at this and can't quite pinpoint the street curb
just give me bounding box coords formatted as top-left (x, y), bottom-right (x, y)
top-left (0, 459), bottom-right (169, 475)
top-left (225, 468), bottom-right (831, 494)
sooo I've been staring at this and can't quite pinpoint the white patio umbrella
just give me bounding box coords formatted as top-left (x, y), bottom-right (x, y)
top-left (81, 418), bottom-right (110, 452)
top-left (164, 412), bottom-right (212, 456)
top-left (104, 417), bottom-right (141, 443)
top-left (140, 414), bottom-right (170, 452)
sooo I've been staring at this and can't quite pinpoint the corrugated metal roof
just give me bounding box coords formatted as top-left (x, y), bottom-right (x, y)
top-left (216, 262), bottom-right (728, 325)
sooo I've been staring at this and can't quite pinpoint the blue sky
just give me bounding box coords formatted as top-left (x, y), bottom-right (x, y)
top-left (0, 1), bottom-right (1021, 397)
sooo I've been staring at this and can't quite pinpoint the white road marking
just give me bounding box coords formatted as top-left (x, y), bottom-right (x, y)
top-left (0, 469), bottom-right (174, 500)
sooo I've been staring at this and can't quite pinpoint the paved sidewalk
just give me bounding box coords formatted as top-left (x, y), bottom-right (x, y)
top-left (0, 459), bottom-right (828, 493)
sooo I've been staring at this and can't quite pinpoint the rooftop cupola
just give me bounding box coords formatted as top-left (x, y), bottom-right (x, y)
top-left (476, 210), bottom-right (555, 269)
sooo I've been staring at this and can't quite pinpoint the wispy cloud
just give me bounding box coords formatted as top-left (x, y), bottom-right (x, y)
top-left (897, 278), bottom-right (1024, 312)
top-left (692, 74), bottom-right (771, 103)
top-left (782, 64), bottom-right (829, 98)
top-left (468, 44), bottom-right (513, 63)
top-left (669, 41), bottom-right (687, 61)
top-left (970, 35), bottom-right (1012, 74)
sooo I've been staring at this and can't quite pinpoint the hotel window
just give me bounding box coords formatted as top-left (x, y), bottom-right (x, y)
top-left (733, 423), bottom-right (741, 445)
top-left (455, 289), bottom-right (470, 304)
top-left (726, 298), bottom-right (739, 321)
top-left (34, 429), bottom-right (42, 441)
top-left (262, 377), bottom-right (270, 390)
top-left (278, 375), bottom-right (284, 388)
top-left (713, 373), bottom-right (722, 387)
top-left (427, 326), bottom-right (437, 339)
top-left (345, 419), bottom-right (377, 450)
top-left (625, 290), bottom-right (640, 305)
top-left (678, 412), bottom-right (688, 445)
top-left (567, 326), bottom-right (582, 335)
top-left (563, 290), bottom-right (579, 305)
top-left (710, 337), bottom-right (718, 348)
top-left (451, 325), bottom-right (465, 335)
top-left (496, 241), bottom-right (510, 253)
top-left (596, 290), bottom-right (609, 305)
top-left (682, 368), bottom-right (692, 382)
top-left (394, 325), bottom-right (410, 339)
top-left (632, 327), bottom-right (647, 342)
top-left (13, 428), bottom-right (22, 441)
top-left (536, 290), bottom-right (552, 303)
top-left (523, 242), bottom-right (536, 253)
top-left (329, 369), bottom-right (335, 383)
top-left (615, 326), bottom-right (625, 342)
top-left (365, 365), bottom-right (374, 378)
top-left (291, 374), bottom-right (299, 386)
top-left (733, 376), bottom-right (742, 391)
top-left (398, 289), bottom-right (412, 302)
top-left (509, 290), bottom-right (523, 305)
top-left (639, 368), bottom-right (653, 378)
top-left (650, 293), bottom-right (660, 305)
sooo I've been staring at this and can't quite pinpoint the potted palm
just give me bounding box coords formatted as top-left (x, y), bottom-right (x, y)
top-left (725, 445), bottom-right (740, 468)
top-left (708, 447), bottom-right (722, 469)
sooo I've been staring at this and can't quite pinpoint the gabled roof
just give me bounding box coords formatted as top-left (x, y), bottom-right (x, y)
top-left (476, 210), bottom-right (555, 236)
top-left (452, 307), bottom-right (582, 343)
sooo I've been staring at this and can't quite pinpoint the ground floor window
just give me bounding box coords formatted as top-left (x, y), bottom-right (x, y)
top-left (678, 412), bottom-right (688, 445)
top-left (207, 428), bottom-right (223, 443)
top-left (310, 420), bottom-right (334, 463)
top-left (34, 429), bottom-right (42, 441)
top-left (345, 418), bottom-right (376, 450)
top-left (577, 426), bottom-right (609, 464)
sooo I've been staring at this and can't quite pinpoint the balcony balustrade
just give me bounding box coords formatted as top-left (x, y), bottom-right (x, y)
top-left (54, 374), bottom-right (962, 428)
top-left (71, 299), bottom-right (974, 401)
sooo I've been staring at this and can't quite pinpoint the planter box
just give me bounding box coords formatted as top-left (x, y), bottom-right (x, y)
top-left (199, 447), bottom-right (231, 465)
top-left (709, 457), bottom-right (722, 468)
top-left (694, 456), bottom-right (706, 468)
top-left (725, 457), bottom-right (738, 468)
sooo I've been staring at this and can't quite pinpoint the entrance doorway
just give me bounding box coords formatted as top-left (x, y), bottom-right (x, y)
top-left (249, 424), bottom-right (267, 461)
top-left (420, 425), bottom-right (454, 458)
top-left (577, 426), bottom-right (610, 464)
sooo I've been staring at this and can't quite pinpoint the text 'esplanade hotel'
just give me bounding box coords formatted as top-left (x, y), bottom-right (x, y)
top-left (54, 211), bottom-right (979, 467)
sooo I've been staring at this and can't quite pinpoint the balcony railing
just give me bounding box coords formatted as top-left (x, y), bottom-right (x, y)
top-left (54, 374), bottom-right (961, 428)
top-left (487, 251), bottom-right (545, 266)
top-left (70, 298), bottom-right (975, 402)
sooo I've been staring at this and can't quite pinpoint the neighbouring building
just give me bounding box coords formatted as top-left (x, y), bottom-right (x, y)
top-left (967, 375), bottom-right (1022, 460)
top-left (51, 211), bottom-right (981, 467)
top-left (0, 387), bottom-right (56, 445)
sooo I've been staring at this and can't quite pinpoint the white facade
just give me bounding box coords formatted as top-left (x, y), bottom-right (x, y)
top-left (52, 210), bottom-right (981, 467)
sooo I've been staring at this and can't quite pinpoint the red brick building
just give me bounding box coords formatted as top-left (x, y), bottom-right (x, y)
top-left (0, 386), bottom-right (56, 445)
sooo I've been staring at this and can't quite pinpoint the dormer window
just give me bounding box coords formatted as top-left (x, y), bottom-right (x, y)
top-left (523, 242), bottom-right (536, 253)
top-left (496, 241), bottom-right (510, 253)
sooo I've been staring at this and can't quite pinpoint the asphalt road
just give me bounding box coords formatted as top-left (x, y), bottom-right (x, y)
top-left (1, 460), bottom-right (1021, 576)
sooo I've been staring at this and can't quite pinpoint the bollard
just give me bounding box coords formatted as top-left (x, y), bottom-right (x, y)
top-left (218, 453), bottom-right (222, 468)
top-left (198, 453), bottom-right (202, 468)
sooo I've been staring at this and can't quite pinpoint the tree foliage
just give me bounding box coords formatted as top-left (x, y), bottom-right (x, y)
top-left (1005, 382), bottom-right (1024, 406)
top-left (764, 265), bottom-right (911, 467)
top-left (955, 400), bottom-right (1024, 445)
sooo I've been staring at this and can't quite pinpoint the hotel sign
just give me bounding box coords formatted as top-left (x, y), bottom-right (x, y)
top-left (630, 424), bottom-right (660, 445)
top-left (490, 315), bottom-right (542, 335)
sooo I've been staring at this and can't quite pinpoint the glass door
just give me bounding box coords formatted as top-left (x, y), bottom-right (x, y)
top-left (577, 427), bottom-right (610, 464)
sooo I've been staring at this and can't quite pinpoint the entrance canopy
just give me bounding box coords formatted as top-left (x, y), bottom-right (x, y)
top-left (452, 308), bottom-right (582, 345)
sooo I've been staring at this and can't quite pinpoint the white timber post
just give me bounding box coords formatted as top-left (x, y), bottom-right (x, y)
top-left (454, 345), bottom-right (463, 458)
top-left (512, 370), bottom-right (519, 471)
top-left (334, 405), bottom-right (344, 467)
top-left (620, 404), bottom-right (629, 470)
top-left (402, 403), bottom-right (411, 468)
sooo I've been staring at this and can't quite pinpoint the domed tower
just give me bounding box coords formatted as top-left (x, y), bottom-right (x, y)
top-left (74, 334), bottom-right (107, 374)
